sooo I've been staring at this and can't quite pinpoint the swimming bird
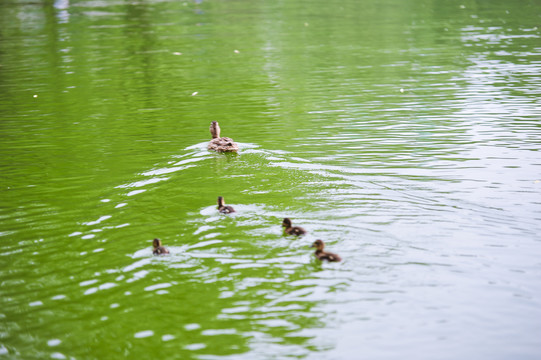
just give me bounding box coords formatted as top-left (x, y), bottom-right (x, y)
top-left (208, 121), bottom-right (239, 153)
top-left (282, 218), bottom-right (307, 236)
top-left (153, 238), bottom-right (170, 255)
top-left (311, 240), bottom-right (341, 262)
top-left (217, 196), bottom-right (235, 214)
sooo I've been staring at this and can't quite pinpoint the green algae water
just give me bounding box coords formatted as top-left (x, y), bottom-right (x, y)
top-left (1, 0), bottom-right (540, 359)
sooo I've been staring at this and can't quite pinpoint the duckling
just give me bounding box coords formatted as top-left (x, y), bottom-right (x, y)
top-left (311, 240), bottom-right (341, 262)
top-left (282, 218), bottom-right (307, 236)
top-left (153, 238), bottom-right (170, 255)
top-left (208, 121), bottom-right (239, 153)
top-left (217, 196), bottom-right (235, 214)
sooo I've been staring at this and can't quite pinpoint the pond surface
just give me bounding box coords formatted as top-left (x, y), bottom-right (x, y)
top-left (1, 0), bottom-right (540, 359)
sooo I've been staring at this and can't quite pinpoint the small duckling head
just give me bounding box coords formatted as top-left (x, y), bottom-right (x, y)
top-left (153, 238), bottom-right (162, 249)
top-left (209, 121), bottom-right (221, 139)
top-left (282, 218), bottom-right (292, 228)
top-left (217, 196), bottom-right (225, 208)
top-left (311, 239), bottom-right (325, 251)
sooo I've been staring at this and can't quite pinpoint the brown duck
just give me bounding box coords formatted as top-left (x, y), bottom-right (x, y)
top-left (208, 121), bottom-right (239, 153)
top-left (282, 218), bottom-right (307, 236)
top-left (311, 240), bottom-right (341, 262)
top-left (153, 238), bottom-right (170, 255)
top-left (217, 196), bottom-right (235, 214)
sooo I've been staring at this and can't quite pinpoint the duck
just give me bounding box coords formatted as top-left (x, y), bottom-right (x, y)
top-left (208, 121), bottom-right (239, 153)
top-left (152, 238), bottom-right (170, 255)
top-left (282, 218), bottom-right (307, 236)
top-left (217, 196), bottom-right (235, 214)
top-left (311, 240), bottom-right (341, 262)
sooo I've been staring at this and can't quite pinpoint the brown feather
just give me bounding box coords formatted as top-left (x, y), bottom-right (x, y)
top-left (208, 121), bottom-right (238, 152)
top-left (153, 246), bottom-right (170, 255)
top-left (282, 218), bottom-right (307, 236)
top-left (152, 238), bottom-right (170, 255)
top-left (217, 196), bottom-right (236, 214)
top-left (311, 240), bottom-right (341, 262)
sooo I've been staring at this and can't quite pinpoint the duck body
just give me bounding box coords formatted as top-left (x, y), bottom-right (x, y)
top-left (208, 121), bottom-right (239, 153)
top-left (217, 196), bottom-right (235, 214)
top-left (282, 218), bottom-right (307, 236)
top-left (311, 240), bottom-right (341, 262)
top-left (153, 238), bottom-right (170, 255)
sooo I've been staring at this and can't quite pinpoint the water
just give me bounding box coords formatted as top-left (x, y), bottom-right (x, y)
top-left (1, 0), bottom-right (540, 359)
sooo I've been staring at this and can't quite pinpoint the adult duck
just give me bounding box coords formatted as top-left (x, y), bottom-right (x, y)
top-left (153, 238), bottom-right (170, 255)
top-left (208, 121), bottom-right (239, 153)
top-left (217, 196), bottom-right (235, 214)
top-left (282, 218), bottom-right (307, 236)
top-left (311, 240), bottom-right (341, 262)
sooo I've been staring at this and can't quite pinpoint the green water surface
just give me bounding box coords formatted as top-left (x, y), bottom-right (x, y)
top-left (1, 0), bottom-right (540, 359)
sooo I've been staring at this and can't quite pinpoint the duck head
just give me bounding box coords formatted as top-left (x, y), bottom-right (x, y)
top-left (311, 240), bottom-right (325, 251)
top-left (282, 218), bottom-right (292, 228)
top-left (153, 238), bottom-right (162, 249)
top-left (209, 121), bottom-right (221, 139)
top-left (217, 196), bottom-right (225, 207)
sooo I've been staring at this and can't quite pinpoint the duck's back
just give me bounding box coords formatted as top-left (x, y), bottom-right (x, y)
top-left (286, 226), bottom-right (306, 236)
top-left (219, 205), bottom-right (235, 214)
top-left (316, 251), bottom-right (341, 262)
top-left (208, 137), bottom-right (239, 152)
top-left (153, 246), bottom-right (170, 255)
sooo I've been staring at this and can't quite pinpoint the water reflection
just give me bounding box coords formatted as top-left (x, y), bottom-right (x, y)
top-left (1, 0), bottom-right (541, 358)
top-left (53, 0), bottom-right (69, 23)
